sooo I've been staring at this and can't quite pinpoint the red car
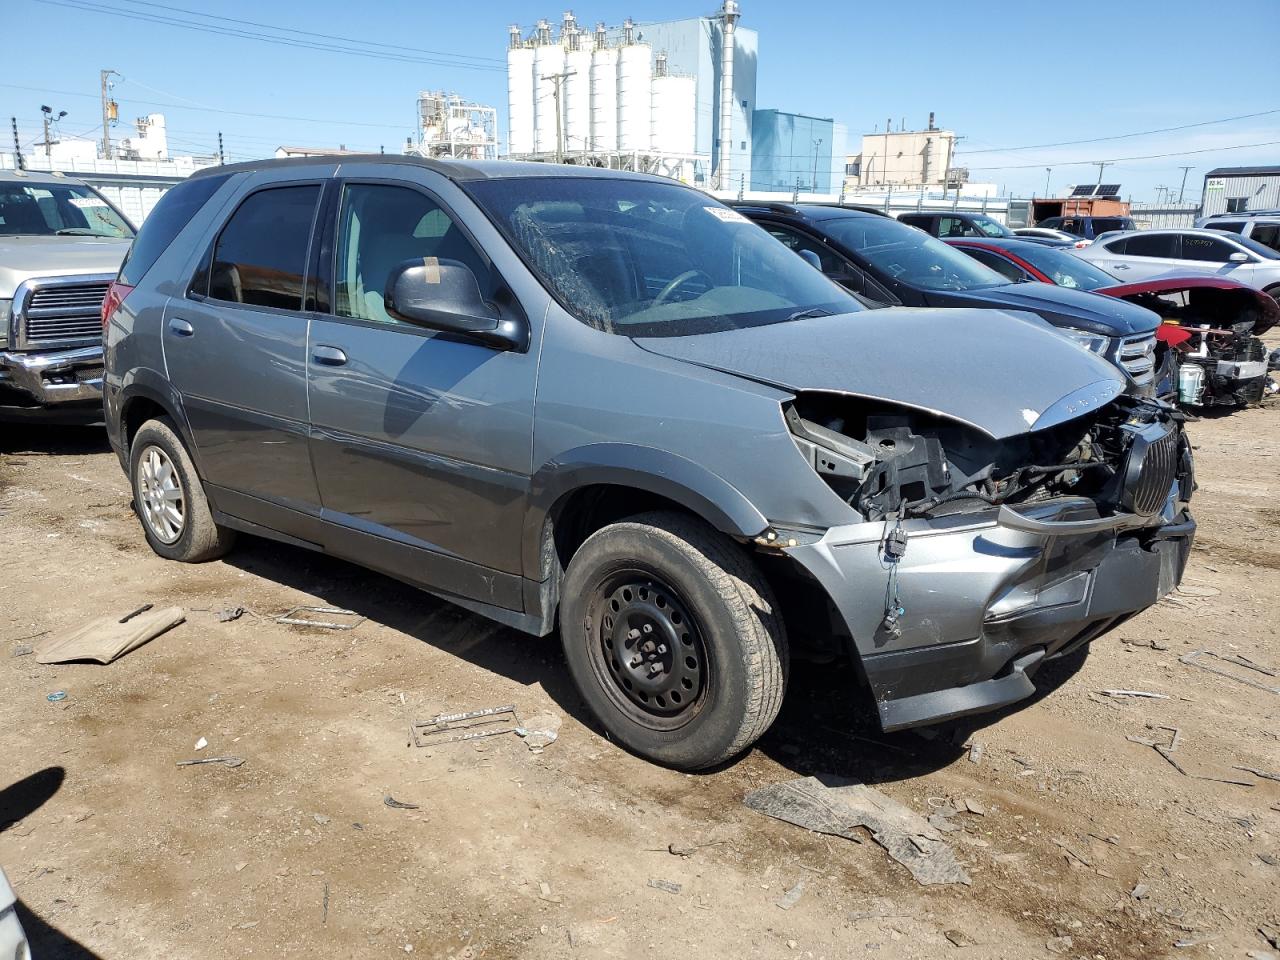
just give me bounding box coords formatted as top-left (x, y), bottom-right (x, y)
top-left (948, 237), bottom-right (1279, 408)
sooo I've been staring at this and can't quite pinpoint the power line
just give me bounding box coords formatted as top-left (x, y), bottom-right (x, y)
top-left (117, 0), bottom-right (503, 64)
top-left (959, 108), bottom-right (1280, 155)
top-left (965, 139), bottom-right (1280, 171)
top-left (32, 0), bottom-right (505, 71)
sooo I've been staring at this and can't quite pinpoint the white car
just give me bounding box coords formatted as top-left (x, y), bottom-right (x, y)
top-left (1012, 227), bottom-right (1091, 248)
top-left (1078, 228), bottom-right (1280, 300)
top-left (0, 868), bottom-right (31, 960)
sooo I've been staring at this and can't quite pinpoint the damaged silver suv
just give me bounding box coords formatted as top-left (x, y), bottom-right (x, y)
top-left (103, 158), bottom-right (1195, 769)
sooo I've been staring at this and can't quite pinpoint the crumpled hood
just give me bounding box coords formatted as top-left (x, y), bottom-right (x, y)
top-left (635, 307), bottom-right (1127, 440)
top-left (0, 235), bottom-right (130, 298)
top-left (1099, 274), bottom-right (1280, 337)
top-left (951, 282), bottom-right (1160, 337)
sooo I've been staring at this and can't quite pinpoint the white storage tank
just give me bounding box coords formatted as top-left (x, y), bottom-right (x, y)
top-left (650, 54), bottom-right (696, 156)
top-left (589, 23), bottom-right (618, 152)
top-left (616, 19), bottom-right (651, 153)
top-left (564, 33), bottom-right (592, 155)
top-left (506, 25), bottom-right (535, 156)
top-left (533, 21), bottom-right (564, 155)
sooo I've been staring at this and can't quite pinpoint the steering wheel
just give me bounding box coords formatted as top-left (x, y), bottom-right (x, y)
top-left (654, 270), bottom-right (713, 306)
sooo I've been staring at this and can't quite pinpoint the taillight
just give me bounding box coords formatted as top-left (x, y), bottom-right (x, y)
top-left (101, 280), bottom-right (134, 328)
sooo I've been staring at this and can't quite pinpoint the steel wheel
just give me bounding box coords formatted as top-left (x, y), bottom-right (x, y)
top-left (587, 568), bottom-right (709, 731)
top-left (137, 444), bottom-right (185, 544)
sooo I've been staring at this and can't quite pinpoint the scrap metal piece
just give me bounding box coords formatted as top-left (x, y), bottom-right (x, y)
top-left (176, 756), bottom-right (245, 768)
top-left (119, 603), bottom-right (154, 624)
top-left (1099, 689), bottom-right (1169, 699)
top-left (37, 606), bottom-right (186, 665)
top-left (410, 704), bottom-right (518, 748)
top-left (383, 795), bottom-right (419, 810)
top-left (275, 606), bottom-right (365, 631)
top-left (647, 878), bottom-right (681, 895)
top-left (744, 776), bottom-right (970, 886)
top-left (1180, 650), bottom-right (1279, 695)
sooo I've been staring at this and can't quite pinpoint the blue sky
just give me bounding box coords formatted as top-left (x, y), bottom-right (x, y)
top-left (5, 0), bottom-right (1278, 201)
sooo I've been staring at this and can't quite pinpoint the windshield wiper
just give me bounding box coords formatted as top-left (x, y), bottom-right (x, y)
top-left (784, 307), bottom-right (836, 323)
top-left (55, 228), bottom-right (104, 236)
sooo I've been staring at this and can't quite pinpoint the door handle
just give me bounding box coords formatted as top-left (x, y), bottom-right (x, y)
top-left (168, 317), bottom-right (194, 337)
top-left (1112, 264), bottom-right (1130, 270)
top-left (312, 345), bottom-right (348, 366)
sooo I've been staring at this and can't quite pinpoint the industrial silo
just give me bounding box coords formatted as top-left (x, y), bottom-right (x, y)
top-left (650, 52), bottom-right (696, 156)
top-left (506, 25), bottom-right (535, 156)
top-left (532, 19), bottom-right (563, 156)
top-left (615, 18), bottom-right (651, 153)
top-left (589, 22), bottom-right (618, 152)
top-left (562, 15), bottom-right (592, 155)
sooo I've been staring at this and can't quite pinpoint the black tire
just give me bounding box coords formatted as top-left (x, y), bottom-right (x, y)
top-left (559, 510), bottom-right (787, 770)
top-left (128, 416), bottom-right (235, 562)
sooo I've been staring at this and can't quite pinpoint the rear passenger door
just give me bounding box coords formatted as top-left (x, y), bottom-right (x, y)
top-left (164, 174), bottom-right (329, 539)
top-left (306, 171), bottom-right (538, 612)
top-left (1107, 232), bottom-right (1181, 281)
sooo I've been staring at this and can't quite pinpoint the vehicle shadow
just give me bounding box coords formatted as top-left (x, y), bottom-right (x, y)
top-left (1, 767), bottom-right (106, 960)
top-left (755, 644), bottom-right (1092, 784)
top-left (0, 423), bottom-right (111, 456)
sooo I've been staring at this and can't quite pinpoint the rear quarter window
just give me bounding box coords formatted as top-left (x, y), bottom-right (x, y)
top-left (119, 174), bottom-right (232, 286)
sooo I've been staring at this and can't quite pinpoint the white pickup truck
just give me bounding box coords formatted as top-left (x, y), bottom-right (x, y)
top-left (1, 169), bottom-right (133, 422)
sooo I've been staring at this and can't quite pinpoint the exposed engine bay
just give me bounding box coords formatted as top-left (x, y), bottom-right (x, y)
top-left (787, 392), bottom-right (1191, 522)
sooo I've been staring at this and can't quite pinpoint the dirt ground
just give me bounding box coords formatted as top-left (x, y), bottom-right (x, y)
top-left (3, 367), bottom-right (1279, 960)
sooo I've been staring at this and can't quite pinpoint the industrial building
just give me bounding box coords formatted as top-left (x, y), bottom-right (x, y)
top-left (844, 115), bottom-right (958, 192)
top-left (1200, 165), bottom-right (1280, 217)
top-left (409, 91), bottom-right (499, 161)
top-left (505, 4), bottom-right (845, 196)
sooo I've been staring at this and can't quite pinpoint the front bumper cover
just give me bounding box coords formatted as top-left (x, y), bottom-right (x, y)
top-left (0, 345), bottom-right (105, 407)
top-left (784, 495), bottom-right (1195, 731)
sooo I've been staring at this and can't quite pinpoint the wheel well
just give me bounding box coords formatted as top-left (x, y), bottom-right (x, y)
top-left (546, 484), bottom-right (706, 577)
top-left (122, 397), bottom-right (168, 452)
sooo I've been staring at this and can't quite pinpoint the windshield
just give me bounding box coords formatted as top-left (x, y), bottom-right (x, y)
top-left (971, 215), bottom-right (1013, 238)
top-left (819, 215), bottom-right (1010, 291)
top-left (464, 177), bottom-right (859, 337)
top-left (1090, 217), bottom-right (1134, 234)
top-left (0, 181), bottom-right (134, 238)
top-left (1235, 234), bottom-right (1280, 260)
top-left (1012, 244), bottom-right (1117, 290)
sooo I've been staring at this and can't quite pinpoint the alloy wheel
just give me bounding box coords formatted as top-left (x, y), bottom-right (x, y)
top-left (137, 445), bottom-right (185, 544)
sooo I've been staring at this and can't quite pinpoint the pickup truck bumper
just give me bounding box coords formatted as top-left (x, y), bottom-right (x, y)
top-left (0, 345), bottom-right (105, 411)
top-left (784, 495), bottom-right (1194, 731)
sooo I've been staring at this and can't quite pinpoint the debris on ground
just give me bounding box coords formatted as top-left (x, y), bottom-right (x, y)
top-left (744, 776), bottom-right (970, 885)
top-left (36, 605), bottom-right (185, 664)
top-left (46, 691), bottom-right (67, 703)
top-left (383, 795), bottom-right (419, 810)
top-left (195, 737), bottom-right (208, 751)
top-left (646, 878), bottom-right (681, 895)
top-left (176, 756), bottom-right (245, 768)
top-left (967, 742), bottom-right (984, 764)
top-left (217, 606), bottom-right (246, 623)
top-left (275, 606), bottom-right (365, 631)
top-left (775, 880), bottom-right (804, 910)
top-left (514, 711), bottom-right (561, 752)
top-left (1099, 689), bottom-right (1169, 699)
top-left (1130, 882), bottom-right (1149, 900)
top-left (1235, 766), bottom-right (1280, 782)
top-left (11, 644), bottom-right (34, 657)
top-left (410, 704), bottom-right (518, 747)
top-left (944, 929), bottom-right (976, 947)
top-left (848, 898), bottom-right (906, 921)
top-left (1173, 933), bottom-right (1221, 948)
top-left (1180, 649), bottom-right (1279, 695)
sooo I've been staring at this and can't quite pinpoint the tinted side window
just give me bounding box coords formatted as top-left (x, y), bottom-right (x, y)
top-left (1206, 221), bottom-right (1246, 234)
top-left (335, 183), bottom-right (492, 325)
top-left (1249, 224), bottom-right (1280, 253)
top-left (209, 185), bottom-right (320, 310)
top-left (964, 248), bottom-right (1026, 282)
top-left (1104, 237), bottom-right (1127, 254)
top-left (937, 217), bottom-right (975, 238)
top-left (765, 224), bottom-right (843, 275)
top-left (119, 174), bottom-right (231, 286)
top-left (1181, 234), bottom-right (1238, 262)
top-left (1124, 233), bottom-right (1178, 258)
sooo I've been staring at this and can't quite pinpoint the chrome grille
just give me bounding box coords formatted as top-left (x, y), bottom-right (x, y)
top-left (1117, 333), bottom-right (1157, 385)
top-left (12, 275), bottom-right (113, 350)
top-left (1128, 427), bottom-right (1179, 516)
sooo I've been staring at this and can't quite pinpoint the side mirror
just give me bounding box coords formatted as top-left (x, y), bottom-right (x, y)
top-left (1228, 251), bottom-right (1250, 263)
top-left (385, 258), bottom-right (526, 351)
top-left (797, 249), bottom-right (822, 270)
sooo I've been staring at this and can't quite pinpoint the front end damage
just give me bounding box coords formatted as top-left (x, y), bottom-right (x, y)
top-left (776, 391), bottom-right (1195, 730)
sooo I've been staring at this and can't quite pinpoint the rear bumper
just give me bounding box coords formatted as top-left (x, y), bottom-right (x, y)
top-left (0, 345), bottom-right (105, 407)
top-left (784, 497), bottom-right (1194, 731)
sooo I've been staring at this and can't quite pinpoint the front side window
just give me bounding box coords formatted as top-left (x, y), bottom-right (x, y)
top-left (0, 181), bottom-right (134, 238)
top-left (969, 215), bottom-right (1013, 238)
top-left (466, 177), bottom-right (859, 337)
top-left (817, 214), bottom-right (1010, 292)
top-left (335, 183), bottom-right (491, 324)
top-left (207, 185), bottom-right (320, 310)
top-left (1014, 245), bottom-right (1117, 290)
top-left (1181, 233), bottom-right (1238, 263)
top-left (963, 247), bottom-right (1027, 282)
top-left (1089, 217), bottom-right (1133, 235)
top-left (1124, 233), bottom-right (1178, 259)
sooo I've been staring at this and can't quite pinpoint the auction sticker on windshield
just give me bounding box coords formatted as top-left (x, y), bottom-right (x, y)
top-left (703, 206), bottom-right (750, 224)
top-left (69, 197), bottom-right (108, 208)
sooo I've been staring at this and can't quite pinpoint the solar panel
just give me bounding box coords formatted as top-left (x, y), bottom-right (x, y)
top-left (1097, 183), bottom-right (1121, 197)
top-left (1071, 184), bottom-right (1095, 197)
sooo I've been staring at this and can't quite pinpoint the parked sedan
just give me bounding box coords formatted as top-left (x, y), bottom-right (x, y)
top-left (733, 202), bottom-right (1163, 393)
top-left (1013, 227), bottom-right (1089, 248)
top-left (948, 237), bottom-right (1279, 407)
top-left (1078, 228), bottom-right (1280, 300)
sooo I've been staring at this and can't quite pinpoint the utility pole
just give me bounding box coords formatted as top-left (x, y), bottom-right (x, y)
top-left (541, 70), bottom-right (576, 163)
top-left (40, 105), bottom-right (67, 157)
top-left (10, 117), bottom-right (24, 170)
top-left (1177, 165), bottom-right (1193, 204)
top-left (811, 137), bottom-right (823, 193)
top-left (217, 132), bottom-right (224, 165)
top-left (1043, 167), bottom-right (1052, 198)
top-left (100, 69), bottom-right (120, 159)
top-left (1094, 161), bottom-right (1111, 187)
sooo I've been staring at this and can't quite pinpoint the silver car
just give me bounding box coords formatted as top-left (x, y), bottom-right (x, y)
top-left (1078, 228), bottom-right (1280, 299)
top-left (104, 158), bottom-right (1195, 769)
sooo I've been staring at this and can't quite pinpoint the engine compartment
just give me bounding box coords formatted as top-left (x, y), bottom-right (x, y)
top-left (786, 391), bottom-right (1189, 522)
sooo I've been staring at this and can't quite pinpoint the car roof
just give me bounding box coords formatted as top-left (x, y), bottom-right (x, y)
top-left (728, 201), bottom-right (889, 221)
top-left (0, 169), bottom-right (91, 187)
top-left (190, 154), bottom-right (671, 185)
top-left (946, 237), bottom-right (1058, 255)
